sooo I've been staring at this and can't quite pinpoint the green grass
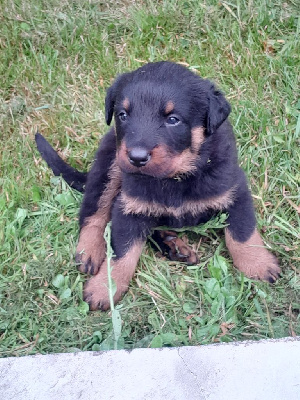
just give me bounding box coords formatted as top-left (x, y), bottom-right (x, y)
top-left (0, 0), bottom-right (299, 356)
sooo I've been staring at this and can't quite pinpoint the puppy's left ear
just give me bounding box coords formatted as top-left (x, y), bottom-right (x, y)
top-left (207, 85), bottom-right (231, 135)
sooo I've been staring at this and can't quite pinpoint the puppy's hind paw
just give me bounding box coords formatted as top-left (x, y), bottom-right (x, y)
top-left (160, 230), bottom-right (198, 265)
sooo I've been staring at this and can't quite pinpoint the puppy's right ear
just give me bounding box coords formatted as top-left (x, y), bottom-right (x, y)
top-left (105, 73), bottom-right (129, 125)
top-left (105, 83), bottom-right (116, 126)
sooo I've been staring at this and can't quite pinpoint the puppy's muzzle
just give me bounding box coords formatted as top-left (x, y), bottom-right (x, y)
top-left (128, 147), bottom-right (151, 167)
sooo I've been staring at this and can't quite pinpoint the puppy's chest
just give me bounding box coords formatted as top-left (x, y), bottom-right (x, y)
top-left (119, 178), bottom-right (236, 218)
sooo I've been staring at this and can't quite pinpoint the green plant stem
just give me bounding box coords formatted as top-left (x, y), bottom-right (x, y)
top-left (104, 222), bottom-right (115, 312)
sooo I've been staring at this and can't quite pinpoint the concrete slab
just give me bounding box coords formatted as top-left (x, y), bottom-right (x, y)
top-left (0, 337), bottom-right (299, 399)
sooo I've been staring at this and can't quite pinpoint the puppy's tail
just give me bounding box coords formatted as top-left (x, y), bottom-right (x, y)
top-left (35, 132), bottom-right (87, 192)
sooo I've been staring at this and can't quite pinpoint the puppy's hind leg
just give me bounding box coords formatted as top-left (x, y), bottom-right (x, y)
top-left (225, 180), bottom-right (280, 282)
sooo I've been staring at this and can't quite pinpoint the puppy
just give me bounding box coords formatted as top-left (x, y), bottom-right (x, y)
top-left (36, 61), bottom-right (280, 310)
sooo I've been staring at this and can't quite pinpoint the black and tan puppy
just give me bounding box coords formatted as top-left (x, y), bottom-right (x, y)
top-left (36, 61), bottom-right (280, 310)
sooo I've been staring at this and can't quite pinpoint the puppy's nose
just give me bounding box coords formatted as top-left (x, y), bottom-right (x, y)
top-left (128, 147), bottom-right (151, 167)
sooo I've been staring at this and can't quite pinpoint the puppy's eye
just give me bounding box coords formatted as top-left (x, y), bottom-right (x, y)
top-left (166, 116), bottom-right (180, 125)
top-left (118, 111), bottom-right (128, 122)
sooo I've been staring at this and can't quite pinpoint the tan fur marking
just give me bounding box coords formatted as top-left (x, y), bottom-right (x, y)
top-left (191, 126), bottom-right (205, 153)
top-left (83, 241), bottom-right (144, 310)
top-left (117, 141), bottom-right (194, 178)
top-left (76, 161), bottom-right (122, 275)
top-left (122, 97), bottom-right (130, 111)
top-left (150, 146), bottom-right (193, 177)
top-left (117, 129), bottom-right (205, 178)
top-left (120, 187), bottom-right (236, 218)
top-left (225, 229), bottom-right (281, 281)
top-left (165, 100), bottom-right (175, 114)
top-left (167, 126), bottom-right (205, 177)
top-left (168, 148), bottom-right (198, 177)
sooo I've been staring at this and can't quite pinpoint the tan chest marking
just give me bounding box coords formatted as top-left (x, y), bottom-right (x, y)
top-left (120, 186), bottom-right (236, 218)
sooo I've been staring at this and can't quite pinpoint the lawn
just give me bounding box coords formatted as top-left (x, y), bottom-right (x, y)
top-left (0, 0), bottom-right (299, 356)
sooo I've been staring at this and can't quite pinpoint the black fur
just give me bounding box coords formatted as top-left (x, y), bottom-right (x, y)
top-left (36, 61), bottom-right (280, 309)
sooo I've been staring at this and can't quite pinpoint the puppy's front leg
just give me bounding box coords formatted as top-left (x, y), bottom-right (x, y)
top-left (225, 182), bottom-right (281, 282)
top-left (76, 160), bottom-right (121, 275)
top-left (76, 130), bottom-right (121, 275)
top-left (84, 198), bottom-right (154, 310)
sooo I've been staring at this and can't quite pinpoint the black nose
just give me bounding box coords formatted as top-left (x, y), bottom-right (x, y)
top-left (128, 147), bottom-right (151, 167)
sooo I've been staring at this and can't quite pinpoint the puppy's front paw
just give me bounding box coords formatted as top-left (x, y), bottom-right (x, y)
top-left (83, 269), bottom-right (111, 311)
top-left (83, 260), bottom-right (130, 311)
top-left (225, 229), bottom-right (281, 283)
top-left (236, 252), bottom-right (280, 283)
top-left (83, 242), bottom-right (144, 311)
top-left (76, 226), bottom-right (106, 275)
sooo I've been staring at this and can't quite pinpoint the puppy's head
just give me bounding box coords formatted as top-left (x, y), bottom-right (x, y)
top-left (105, 62), bottom-right (231, 178)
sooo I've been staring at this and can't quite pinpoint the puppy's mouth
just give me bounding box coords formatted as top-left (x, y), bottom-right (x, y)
top-left (116, 141), bottom-right (199, 179)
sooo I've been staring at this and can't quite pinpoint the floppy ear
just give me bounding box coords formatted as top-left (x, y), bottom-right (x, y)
top-left (105, 73), bottom-right (129, 125)
top-left (105, 82), bottom-right (117, 126)
top-left (207, 85), bottom-right (231, 135)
